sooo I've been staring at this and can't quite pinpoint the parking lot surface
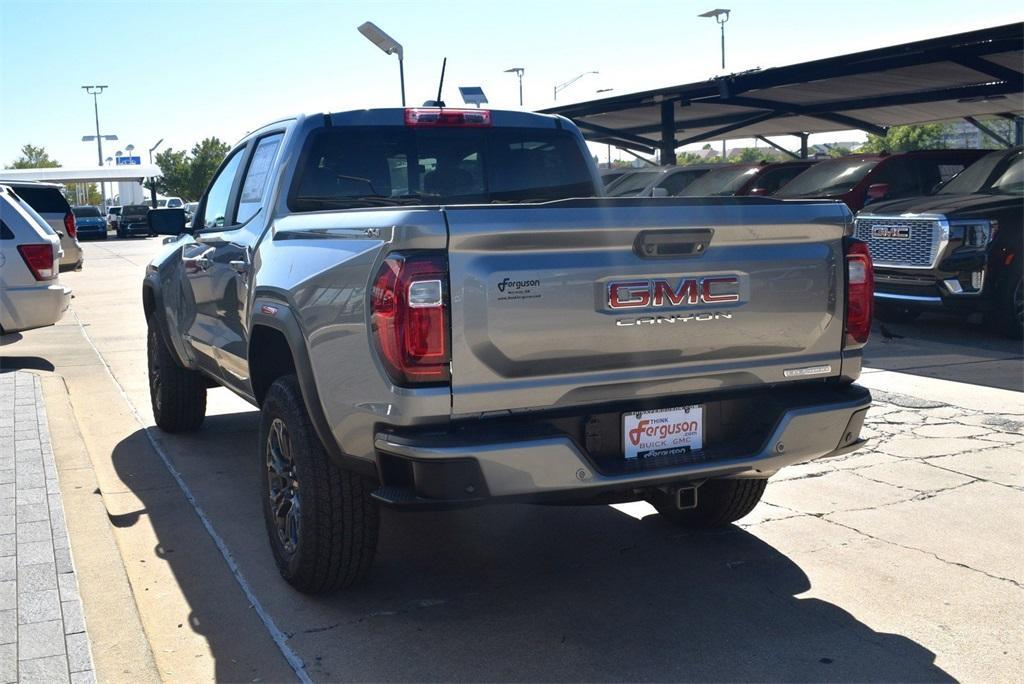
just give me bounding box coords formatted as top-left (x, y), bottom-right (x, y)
top-left (2, 236), bottom-right (1022, 682)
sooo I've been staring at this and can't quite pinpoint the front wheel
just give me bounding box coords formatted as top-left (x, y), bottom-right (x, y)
top-left (650, 478), bottom-right (767, 529)
top-left (986, 272), bottom-right (1023, 339)
top-left (260, 374), bottom-right (379, 593)
top-left (147, 317), bottom-right (206, 432)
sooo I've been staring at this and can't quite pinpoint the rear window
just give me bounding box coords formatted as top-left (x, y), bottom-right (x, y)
top-left (72, 206), bottom-right (102, 217)
top-left (108, 207), bottom-right (122, 215)
top-left (289, 126), bottom-right (596, 211)
top-left (10, 185), bottom-right (70, 214)
top-left (122, 205), bottom-right (149, 216)
top-left (775, 159), bottom-right (879, 197)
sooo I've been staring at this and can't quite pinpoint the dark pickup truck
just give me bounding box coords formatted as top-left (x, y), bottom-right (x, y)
top-left (855, 147), bottom-right (1022, 337)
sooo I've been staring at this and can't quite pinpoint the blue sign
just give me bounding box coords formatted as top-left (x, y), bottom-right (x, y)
top-left (116, 156), bottom-right (141, 166)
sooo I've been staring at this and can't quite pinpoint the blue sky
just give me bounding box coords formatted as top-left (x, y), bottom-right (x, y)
top-left (1, 0), bottom-right (1020, 168)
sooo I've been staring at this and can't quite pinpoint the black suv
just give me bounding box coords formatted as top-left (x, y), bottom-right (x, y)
top-left (854, 148), bottom-right (1022, 338)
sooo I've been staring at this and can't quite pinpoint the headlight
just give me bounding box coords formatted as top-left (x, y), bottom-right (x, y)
top-left (964, 221), bottom-right (994, 247)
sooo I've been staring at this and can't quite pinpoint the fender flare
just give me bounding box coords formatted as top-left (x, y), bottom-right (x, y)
top-left (250, 296), bottom-right (377, 478)
top-left (142, 275), bottom-right (191, 370)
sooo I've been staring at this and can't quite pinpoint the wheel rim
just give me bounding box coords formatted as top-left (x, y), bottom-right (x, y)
top-left (266, 418), bottom-right (301, 556)
top-left (148, 333), bottom-right (162, 412)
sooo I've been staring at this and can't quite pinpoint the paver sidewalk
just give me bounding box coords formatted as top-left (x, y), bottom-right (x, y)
top-left (0, 372), bottom-right (94, 684)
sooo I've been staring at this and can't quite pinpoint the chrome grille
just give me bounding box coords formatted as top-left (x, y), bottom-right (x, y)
top-left (854, 216), bottom-right (941, 268)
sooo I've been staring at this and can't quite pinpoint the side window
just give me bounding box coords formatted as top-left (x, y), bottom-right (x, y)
top-left (661, 170), bottom-right (699, 195)
top-left (236, 133), bottom-right (284, 225)
top-left (199, 150), bottom-right (245, 231)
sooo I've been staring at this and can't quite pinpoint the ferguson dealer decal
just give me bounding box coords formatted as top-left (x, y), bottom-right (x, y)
top-left (623, 405), bottom-right (703, 459)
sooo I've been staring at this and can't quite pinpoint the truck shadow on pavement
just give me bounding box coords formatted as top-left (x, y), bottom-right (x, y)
top-left (111, 411), bottom-right (954, 683)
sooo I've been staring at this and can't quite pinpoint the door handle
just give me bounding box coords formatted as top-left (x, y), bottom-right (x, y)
top-left (229, 260), bottom-right (248, 274)
top-left (634, 229), bottom-right (714, 258)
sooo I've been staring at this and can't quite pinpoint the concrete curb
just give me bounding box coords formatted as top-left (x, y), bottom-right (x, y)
top-left (860, 367), bottom-right (1024, 415)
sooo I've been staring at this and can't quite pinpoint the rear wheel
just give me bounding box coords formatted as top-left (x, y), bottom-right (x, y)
top-left (147, 317), bottom-right (206, 432)
top-left (874, 302), bottom-right (921, 324)
top-left (650, 478), bottom-right (767, 529)
top-left (260, 374), bottom-right (379, 593)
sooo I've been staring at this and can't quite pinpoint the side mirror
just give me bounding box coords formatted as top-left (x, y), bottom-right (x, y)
top-left (148, 208), bottom-right (188, 236)
top-left (651, 187), bottom-right (670, 197)
top-left (865, 182), bottom-right (890, 203)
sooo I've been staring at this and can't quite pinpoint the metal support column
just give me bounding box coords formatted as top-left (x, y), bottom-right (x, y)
top-left (800, 133), bottom-right (809, 158)
top-left (659, 100), bottom-right (676, 166)
top-left (1016, 116), bottom-right (1023, 146)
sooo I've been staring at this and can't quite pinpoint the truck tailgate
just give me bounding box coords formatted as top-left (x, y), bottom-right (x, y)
top-left (445, 198), bottom-right (851, 415)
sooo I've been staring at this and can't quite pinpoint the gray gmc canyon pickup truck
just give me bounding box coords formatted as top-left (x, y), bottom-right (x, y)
top-left (143, 107), bottom-right (873, 593)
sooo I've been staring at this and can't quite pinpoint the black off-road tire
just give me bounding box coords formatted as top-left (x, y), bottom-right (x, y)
top-left (147, 317), bottom-right (206, 432)
top-left (651, 478), bottom-right (768, 529)
top-left (874, 302), bottom-right (921, 324)
top-left (260, 374), bottom-right (379, 593)
top-left (986, 271), bottom-right (1023, 340)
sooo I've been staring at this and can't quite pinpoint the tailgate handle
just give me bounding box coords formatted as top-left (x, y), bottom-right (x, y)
top-left (634, 229), bottom-right (713, 259)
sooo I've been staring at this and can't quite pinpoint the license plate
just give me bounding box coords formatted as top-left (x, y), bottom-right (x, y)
top-left (623, 405), bottom-right (703, 459)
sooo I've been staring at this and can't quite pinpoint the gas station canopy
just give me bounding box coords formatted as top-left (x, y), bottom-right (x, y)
top-left (542, 23), bottom-right (1023, 160)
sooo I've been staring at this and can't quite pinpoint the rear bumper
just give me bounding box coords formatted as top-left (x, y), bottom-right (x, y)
top-left (0, 283), bottom-right (71, 333)
top-left (59, 239), bottom-right (83, 270)
top-left (76, 224), bottom-right (107, 238)
top-left (122, 222), bottom-right (151, 236)
top-left (372, 383), bottom-right (871, 508)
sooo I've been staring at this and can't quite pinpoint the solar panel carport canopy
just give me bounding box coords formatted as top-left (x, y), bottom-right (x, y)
top-left (542, 23), bottom-right (1023, 158)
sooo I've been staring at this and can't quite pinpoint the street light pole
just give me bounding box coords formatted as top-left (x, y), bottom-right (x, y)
top-left (553, 71), bottom-right (598, 101)
top-left (504, 67), bottom-right (525, 107)
top-left (82, 85), bottom-right (110, 208)
top-left (698, 10), bottom-right (731, 161)
top-left (358, 22), bottom-right (406, 106)
top-left (148, 139), bottom-right (164, 208)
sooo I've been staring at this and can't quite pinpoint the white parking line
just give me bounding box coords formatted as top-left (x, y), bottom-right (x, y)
top-left (71, 308), bottom-right (313, 684)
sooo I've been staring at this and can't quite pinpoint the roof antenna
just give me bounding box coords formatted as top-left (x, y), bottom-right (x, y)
top-left (435, 57), bottom-right (447, 107)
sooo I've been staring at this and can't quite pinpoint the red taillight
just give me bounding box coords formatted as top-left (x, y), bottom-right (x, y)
top-left (64, 211), bottom-right (77, 239)
top-left (17, 244), bottom-right (57, 281)
top-left (370, 253), bottom-right (450, 385)
top-left (404, 108), bottom-right (491, 127)
top-left (844, 239), bottom-right (874, 348)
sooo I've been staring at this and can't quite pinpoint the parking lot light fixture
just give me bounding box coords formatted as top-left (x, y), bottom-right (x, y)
top-left (698, 9), bottom-right (731, 70)
top-left (554, 71), bottom-right (598, 101)
top-left (358, 21), bottom-right (405, 106)
top-left (504, 67), bottom-right (525, 107)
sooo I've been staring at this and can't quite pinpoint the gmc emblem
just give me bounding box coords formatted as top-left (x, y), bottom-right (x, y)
top-left (608, 276), bottom-right (740, 309)
top-left (871, 225), bottom-right (911, 240)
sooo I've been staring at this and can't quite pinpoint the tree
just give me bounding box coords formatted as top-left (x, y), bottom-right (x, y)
top-left (859, 123), bottom-right (950, 153)
top-left (188, 137), bottom-right (230, 200)
top-left (154, 149), bottom-right (191, 200)
top-left (64, 184), bottom-right (101, 205)
top-left (828, 146), bottom-right (852, 158)
top-left (7, 144), bottom-right (59, 169)
top-left (153, 137), bottom-right (231, 201)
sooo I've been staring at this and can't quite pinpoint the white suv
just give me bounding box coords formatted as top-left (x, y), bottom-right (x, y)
top-left (0, 185), bottom-right (72, 333)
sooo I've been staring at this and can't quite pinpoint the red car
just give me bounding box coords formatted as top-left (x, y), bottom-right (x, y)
top-left (774, 149), bottom-right (989, 212)
top-left (677, 160), bottom-right (818, 197)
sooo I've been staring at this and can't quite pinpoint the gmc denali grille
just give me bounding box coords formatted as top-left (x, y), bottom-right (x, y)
top-left (855, 217), bottom-right (941, 268)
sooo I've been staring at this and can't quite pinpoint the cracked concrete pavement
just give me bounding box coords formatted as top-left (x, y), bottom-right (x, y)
top-left (1, 237), bottom-right (1021, 682)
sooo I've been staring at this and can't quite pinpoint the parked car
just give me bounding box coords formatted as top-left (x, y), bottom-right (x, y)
top-left (855, 147), bottom-right (1022, 337)
top-left (107, 205), bottom-right (122, 231)
top-left (0, 180), bottom-right (83, 271)
top-left (774, 149), bottom-right (988, 212)
top-left (677, 160), bottom-right (818, 197)
top-left (627, 164), bottom-right (726, 197)
top-left (0, 185), bottom-right (71, 333)
top-left (184, 201), bottom-right (199, 227)
top-left (156, 197), bottom-right (185, 209)
top-left (71, 205), bottom-right (107, 240)
top-left (600, 168), bottom-right (632, 187)
top-left (117, 204), bottom-right (152, 238)
top-left (143, 107), bottom-right (872, 594)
